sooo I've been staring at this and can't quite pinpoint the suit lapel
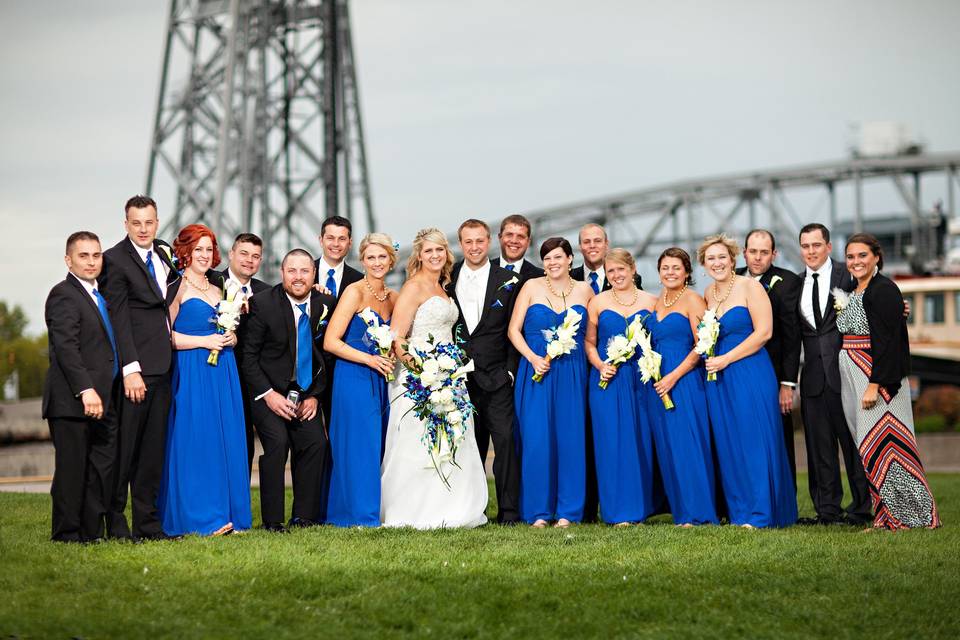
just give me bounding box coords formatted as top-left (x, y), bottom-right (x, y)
top-left (125, 238), bottom-right (164, 302)
top-left (67, 275), bottom-right (111, 343)
top-left (280, 290), bottom-right (297, 368)
top-left (472, 267), bottom-right (502, 334)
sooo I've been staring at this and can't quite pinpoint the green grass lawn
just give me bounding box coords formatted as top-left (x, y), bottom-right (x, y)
top-left (2, 474), bottom-right (959, 639)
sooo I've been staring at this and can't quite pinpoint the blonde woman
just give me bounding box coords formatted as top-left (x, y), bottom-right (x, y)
top-left (698, 233), bottom-right (797, 528)
top-left (324, 233), bottom-right (398, 527)
top-left (379, 228), bottom-right (488, 529)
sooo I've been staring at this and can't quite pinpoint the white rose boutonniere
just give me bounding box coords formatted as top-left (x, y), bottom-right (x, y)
top-left (831, 288), bottom-right (850, 314)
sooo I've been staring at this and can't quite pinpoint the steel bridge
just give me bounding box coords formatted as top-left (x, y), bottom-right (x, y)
top-left (418, 152), bottom-right (960, 276)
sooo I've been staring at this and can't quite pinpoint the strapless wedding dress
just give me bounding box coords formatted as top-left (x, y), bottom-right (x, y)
top-left (380, 296), bottom-right (489, 529)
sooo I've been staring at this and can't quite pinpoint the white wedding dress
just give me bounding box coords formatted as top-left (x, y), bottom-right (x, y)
top-left (380, 296), bottom-right (489, 529)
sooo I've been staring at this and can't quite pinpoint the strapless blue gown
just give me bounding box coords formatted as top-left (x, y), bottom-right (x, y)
top-left (158, 299), bottom-right (252, 535)
top-left (514, 304), bottom-right (588, 523)
top-left (645, 311), bottom-right (718, 525)
top-left (326, 313), bottom-right (390, 527)
top-left (704, 306), bottom-right (798, 527)
top-left (587, 309), bottom-right (657, 523)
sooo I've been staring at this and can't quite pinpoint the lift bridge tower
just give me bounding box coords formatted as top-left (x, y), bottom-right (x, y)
top-left (145, 0), bottom-right (374, 278)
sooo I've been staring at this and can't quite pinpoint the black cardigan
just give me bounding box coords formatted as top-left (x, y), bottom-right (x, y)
top-left (862, 274), bottom-right (911, 396)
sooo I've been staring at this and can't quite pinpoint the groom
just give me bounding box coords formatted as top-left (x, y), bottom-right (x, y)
top-left (447, 219), bottom-right (521, 524)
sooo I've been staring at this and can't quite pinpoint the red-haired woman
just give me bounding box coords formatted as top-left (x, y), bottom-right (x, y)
top-left (157, 224), bottom-right (252, 536)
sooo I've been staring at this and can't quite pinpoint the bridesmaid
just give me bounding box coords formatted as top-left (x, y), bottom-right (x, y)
top-left (159, 224), bottom-right (252, 537)
top-left (323, 233), bottom-right (397, 527)
top-left (509, 237), bottom-right (593, 528)
top-left (646, 248), bottom-right (718, 526)
top-left (699, 234), bottom-right (797, 528)
top-left (837, 233), bottom-right (939, 530)
top-left (585, 248), bottom-right (659, 526)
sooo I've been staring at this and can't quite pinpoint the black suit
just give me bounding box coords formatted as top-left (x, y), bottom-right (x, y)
top-left (571, 265), bottom-right (643, 292)
top-left (736, 265), bottom-right (802, 486)
top-left (797, 259), bottom-right (871, 522)
top-left (243, 285), bottom-right (335, 525)
top-left (42, 275), bottom-right (120, 542)
top-left (218, 269), bottom-right (270, 474)
top-left (569, 263), bottom-right (642, 522)
top-left (99, 237), bottom-right (180, 538)
top-left (448, 261), bottom-right (522, 523)
top-left (314, 259), bottom-right (363, 301)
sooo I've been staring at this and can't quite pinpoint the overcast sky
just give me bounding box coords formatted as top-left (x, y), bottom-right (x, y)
top-left (2, 0), bottom-right (959, 331)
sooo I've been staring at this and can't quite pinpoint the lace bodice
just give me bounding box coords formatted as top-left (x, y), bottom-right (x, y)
top-left (409, 296), bottom-right (459, 343)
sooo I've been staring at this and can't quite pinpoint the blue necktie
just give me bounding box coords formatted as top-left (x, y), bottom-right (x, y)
top-left (325, 268), bottom-right (337, 297)
top-left (241, 285), bottom-right (249, 296)
top-left (296, 303), bottom-right (312, 391)
top-left (504, 264), bottom-right (515, 272)
top-left (92, 288), bottom-right (119, 378)
top-left (144, 250), bottom-right (163, 296)
top-left (589, 271), bottom-right (600, 294)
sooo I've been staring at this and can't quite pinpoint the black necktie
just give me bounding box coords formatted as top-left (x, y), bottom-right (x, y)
top-left (811, 273), bottom-right (823, 329)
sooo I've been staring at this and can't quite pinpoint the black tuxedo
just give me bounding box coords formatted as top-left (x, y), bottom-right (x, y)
top-left (490, 257), bottom-right (543, 284)
top-left (217, 269), bottom-right (270, 474)
top-left (571, 265), bottom-right (643, 292)
top-left (99, 236), bottom-right (179, 539)
top-left (447, 261), bottom-right (522, 522)
top-left (43, 275), bottom-right (120, 542)
top-left (796, 259), bottom-right (871, 522)
top-left (243, 285), bottom-right (336, 525)
top-left (736, 264), bottom-right (802, 486)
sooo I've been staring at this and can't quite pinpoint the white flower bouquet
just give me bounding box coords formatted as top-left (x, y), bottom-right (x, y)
top-left (598, 315), bottom-right (644, 390)
top-left (359, 306), bottom-right (395, 381)
top-left (636, 322), bottom-right (674, 409)
top-left (534, 308), bottom-right (582, 382)
top-left (694, 308), bottom-right (721, 382)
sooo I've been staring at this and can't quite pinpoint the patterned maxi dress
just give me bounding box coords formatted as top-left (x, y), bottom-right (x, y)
top-left (837, 292), bottom-right (940, 530)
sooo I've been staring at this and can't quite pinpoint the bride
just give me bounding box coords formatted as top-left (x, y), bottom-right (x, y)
top-left (380, 228), bottom-right (489, 529)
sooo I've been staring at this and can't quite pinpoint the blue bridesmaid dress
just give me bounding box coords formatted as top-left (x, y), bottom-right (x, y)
top-left (326, 312), bottom-right (389, 527)
top-left (704, 306), bottom-right (797, 527)
top-left (587, 309), bottom-right (657, 523)
top-left (514, 304), bottom-right (588, 523)
top-left (644, 311), bottom-right (718, 525)
top-left (158, 299), bottom-right (252, 536)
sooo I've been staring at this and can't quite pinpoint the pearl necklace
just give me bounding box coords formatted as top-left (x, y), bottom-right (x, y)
top-left (662, 283), bottom-right (687, 308)
top-left (364, 275), bottom-right (388, 302)
top-left (545, 276), bottom-right (575, 298)
top-left (712, 274), bottom-right (737, 306)
top-left (612, 286), bottom-right (639, 307)
top-left (184, 274), bottom-right (210, 292)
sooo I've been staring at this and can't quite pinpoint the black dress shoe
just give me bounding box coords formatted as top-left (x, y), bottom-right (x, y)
top-left (796, 517), bottom-right (819, 525)
top-left (262, 522), bottom-right (288, 533)
top-left (816, 516), bottom-right (845, 526)
top-left (287, 517), bottom-right (319, 529)
top-left (498, 519), bottom-right (523, 527)
top-left (138, 532), bottom-right (184, 542)
top-left (84, 537), bottom-right (106, 545)
top-left (842, 514), bottom-right (873, 527)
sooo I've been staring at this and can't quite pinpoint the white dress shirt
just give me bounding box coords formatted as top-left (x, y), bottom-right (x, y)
top-left (226, 268), bottom-right (254, 306)
top-left (800, 259), bottom-right (832, 329)
top-left (499, 256), bottom-right (526, 273)
top-left (318, 257), bottom-right (344, 296)
top-left (456, 260), bottom-right (490, 334)
top-left (585, 266), bottom-right (606, 292)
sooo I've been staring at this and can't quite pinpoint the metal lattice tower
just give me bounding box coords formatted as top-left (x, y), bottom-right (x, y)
top-left (145, 0), bottom-right (374, 278)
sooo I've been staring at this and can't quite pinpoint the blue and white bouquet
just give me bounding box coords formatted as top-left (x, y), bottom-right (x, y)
top-left (533, 308), bottom-right (582, 382)
top-left (359, 306), bottom-right (395, 381)
top-left (399, 334), bottom-right (476, 488)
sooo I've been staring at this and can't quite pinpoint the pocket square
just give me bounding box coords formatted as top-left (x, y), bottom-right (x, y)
top-left (491, 299), bottom-right (504, 309)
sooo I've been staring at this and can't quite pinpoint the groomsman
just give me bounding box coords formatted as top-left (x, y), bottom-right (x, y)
top-left (218, 233), bottom-right (270, 475)
top-left (100, 195), bottom-right (180, 541)
top-left (43, 232), bottom-right (120, 543)
top-left (448, 219), bottom-right (522, 524)
top-left (736, 229), bottom-right (803, 488)
top-left (571, 223), bottom-right (642, 291)
top-left (243, 249), bottom-right (336, 531)
top-left (491, 214), bottom-right (544, 282)
top-left (796, 223), bottom-right (872, 525)
top-left (314, 215), bottom-right (363, 302)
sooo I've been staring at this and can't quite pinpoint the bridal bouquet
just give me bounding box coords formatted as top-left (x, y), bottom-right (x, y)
top-left (207, 281), bottom-right (244, 366)
top-left (598, 315), bottom-right (644, 390)
top-left (359, 307), bottom-right (395, 381)
top-left (399, 334), bottom-right (476, 488)
top-left (636, 322), bottom-right (674, 409)
top-left (694, 309), bottom-right (721, 382)
top-left (533, 308), bottom-right (582, 382)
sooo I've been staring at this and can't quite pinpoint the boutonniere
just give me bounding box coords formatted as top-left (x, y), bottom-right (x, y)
top-left (490, 299), bottom-right (504, 309)
top-left (314, 304), bottom-right (329, 339)
top-left (157, 244), bottom-right (180, 273)
top-left (766, 275), bottom-right (783, 291)
top-left (831, 288), bottom-right (850, 313)
top-left (498, 276), bottom-right (519, 292)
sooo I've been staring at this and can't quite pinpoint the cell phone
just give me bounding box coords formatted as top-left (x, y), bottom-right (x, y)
top-left (286, 389), bottom-right (301, 406)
